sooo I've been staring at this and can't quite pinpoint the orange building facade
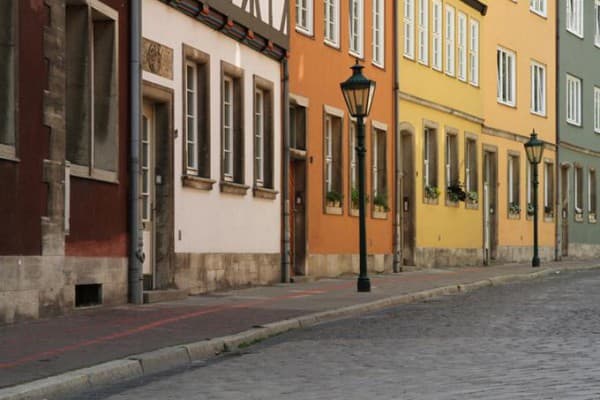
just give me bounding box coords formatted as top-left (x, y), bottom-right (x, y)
top-left (289, 0), bottom-right (397, 277)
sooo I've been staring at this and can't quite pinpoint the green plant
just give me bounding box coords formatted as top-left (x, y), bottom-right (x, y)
top-left (467, 191), bottom-right (478, 204)
top-left (509, 202), bottom-right (521, 214)
top-left (446, 182), bottom-right (467, 202)
top-left (373, 192), bottom-right (389, 211)
top-left (527, 203), bottom-right (535, 216)
top-left (326, 190), bottom-right (343, 205)
top-left (350, 187), bottom-right (369, 208)
top-left (544, 205), bottom-right (553, 215)
top-left (424, 185), bottom-right (440, 200)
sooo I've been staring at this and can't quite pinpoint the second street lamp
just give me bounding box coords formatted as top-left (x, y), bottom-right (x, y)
top-left (340, 61), bottom-right (376, 292)
top-left (524, 130), bottom-right (544, 268)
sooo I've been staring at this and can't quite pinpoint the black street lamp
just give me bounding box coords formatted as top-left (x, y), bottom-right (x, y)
top-left (340, 61), bottom-right (376, 292)
top-left (524, 130), bottom-right (544, 267)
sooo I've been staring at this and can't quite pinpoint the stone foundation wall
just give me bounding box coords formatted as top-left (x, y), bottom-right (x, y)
top-left (414, 248), bottom-right (482, 269)
top-left (306, 253), bottom-right (392, 278)
top-left (174, 253), bottom-right (281, 295)
top-left (567, 243), bottom-right (600, 259)
top-left (495, 246), bottom-right (555, 264)
top-left (0, 256), bottom-right (127, 324)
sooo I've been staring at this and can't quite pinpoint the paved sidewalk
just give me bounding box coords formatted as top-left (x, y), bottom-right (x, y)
top-left (1, 259), bottom-right (599, 399)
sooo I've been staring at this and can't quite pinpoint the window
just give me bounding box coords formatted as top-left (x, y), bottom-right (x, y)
top-left (221, 62), bottom-right (244, 184)
top-left (457, 12), bottom-right (467, 81)
top-left (404, 0), bottom-right (415, 59)
top-left (372, 0), bottom-right (384, 66)
top-left (183, 46), bottom-right (210, 179)
top-left (349, 121), bottom-right (357, 195)
top-left (349, 0), bottom-right (364, 56)
top-left (566, 0), bottom-right (583, 37)
top-left (574, 166), bottom-right (583, 215)
top-left (497, 47), bottom-right (516, 106)
top-left (432, 0), bottom-right (442, 70)
top-left (324, 0), bottom-right (340, 46)
top-left (296, 0), bottom-right (313, 34)
top-left (290, 102), bottom-right (307, 151)
top-left (566, 74), bottom-right (582, 126)
top-left (417, 0), bottom-right (428, 65)
top-left (141, 116), bottom-right (150, 221)
top-left (544, 162), bottom-right (554, 217)
top-left (445, 5), bottom-right (455, 76)
top-left (530, 62), bottom-right (546, 116)
top-left (530, 0), bottom-right (547, 17)
top-left (508, 154), bottom-right (520, 214)
top-left (372, 125), bottom-right (387, 201)
top-left (526, 162), bottom-right (533, 210)
top-left (465, 137), bottom-right (478, 196)
top-left (254, 77), bottom-right (274, 189)
top-left (589, 169), bottom-right (597, 219)
top-left (445, 132), bottom-right (458, 202)
top-left (0, 0), bottom-right (16, 158)
top-left (469, 19), bottom-right (479, 86)
top-left (594, 87), bottom-right (600, 133)
top-left (66, 2), bottom-right (119, 180)
top-left (324, 111), bottom-right (343, 208)
top-left (594, 0), bottom-right (600, 47)
top-left (423, 127), bottom-right (438, 191)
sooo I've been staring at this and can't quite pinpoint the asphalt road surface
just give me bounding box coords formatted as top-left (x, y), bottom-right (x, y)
top-left (69, 269), bottom-right (600, 399)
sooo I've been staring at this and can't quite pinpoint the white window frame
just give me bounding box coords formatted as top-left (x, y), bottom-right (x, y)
top-left (350, 122), bottom-right (357, 191)
top-left (566, 0), bottom-right (584, 38)
top-left (530, 0), bottom-right (547, 17)
top-left (595, 0), bottom-right (600, 47)
top-left (530, 61), bottom-right (546, 116)
top-left (254, 88), bottom-right (265, 186)
top-left (222, 76), bottom-right (234, 181)
top-left (404, 0), bottom-right (415, 59)
top-left (469, 19), bottom-right (479, 86)
top-left (574, 166), bottom-right (583, 213)
top-left (325, 115), bottom-right (334, 192)
top-left (141, 116), bottom-right (150, 222)
top-left (349, 0), bottom-right (364, 57)
top-left (508, 154), bottom-right (520, 209)
top-left (566, 74), bottom-right (582, 126)
top-left (432, 0), bottom-right (442, 71)
top-left (497, 47), bottom-right (516, 107)
top-left (373, 131), bottom-right (380, 196)
top-left (445, 5), bottom-right (455, 76)
top-left (324, 0), bottom-right (340, 47)
top-left (372, 0), bottom-right (385, 67)
top-left (544, 162), bottom-right (553, 210)
top-left (589, 169), bottom-right (597, 216)
top-left (185, 61), bottom-right (198, 173)
top-left (417, 0), bottom-right (428, 65)
top-left (296, 0), bottom-right (314, 35)
top-left (457, 12), bottom-right (467, 81)
top-left (526, 161), bottom-right (533, 207)
top-left (595, 86), bottom-right (600, 133)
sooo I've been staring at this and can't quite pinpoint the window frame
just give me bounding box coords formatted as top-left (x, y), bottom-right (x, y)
top-left (220, 61), bottom-right (245, 187)
top-left (595, 0), bottom-right (600, 47)
top-left (372, 0), bottom-right (385, 67)
top-left (0, 0), bottom-right (17, 161)
top-left (497, 47), bottom-right (516, 107)
top-left (324, 0), bottom-right (340, 47)
top-left (445, 130), bottom-right (459, 205)
top-left (371, 122), bottom-right (388, 206)
top-left (296, 0), bottom-right (314, 35)
top-left (530, 0), bottom-right (547, 17)
top-left (253, 75), bottom-right (275, 190)
top-left (589, 169), bottom-right (597, 220)
top-left (566, 0), bottom-right (584, 38)
top-left (530, 61), bottom-right (546, 117)
top-left (594, 86), bottom-right (600, 133)
top-left (469, 19), bottom-right (479, 86)
top-left (423, 124), bottom-right (439, 197)
top-left (403, 0), bottom-right (415, 60)
top-left (465, 136), bottom-right (478, 196)
top-left (507, 152), bottom-right (521, 215)
top-left (444, 5), bottom-right (455, 77)
top-left (457, 12), bottom-right (467, 82)
top-left (323, 106), bottom-right (344, 212)
top-left (432, 0), bottom-right (442, 71)
top-left (566, 74), bottom-right (582, 126)
top-left (417, 0), bottom-right (428, 65)
top-left (574, 165), bottom-right (584, 216)
top-left (544, 161), bottom-right (554, 218)
top-left (349, 0), bottom-right (364, 57)
top-left (66, 0), bottom-right (120, 182)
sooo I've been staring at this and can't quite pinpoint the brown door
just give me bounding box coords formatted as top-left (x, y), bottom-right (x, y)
top-left (483, 150), bottom-right (498, 263)
top-left (561, 166), bottom-right (569, 256)
top-left (291, 159), bottom-right (307, 276)
top-left (401, 132), bottom-right (415, 266)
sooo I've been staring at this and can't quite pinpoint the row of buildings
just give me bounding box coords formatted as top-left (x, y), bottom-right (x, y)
top-left (1, 0), bottom-right (599, 323)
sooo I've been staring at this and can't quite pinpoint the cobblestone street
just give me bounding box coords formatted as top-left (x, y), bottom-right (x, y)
top-left (70, 269), bottom-right (600, 399)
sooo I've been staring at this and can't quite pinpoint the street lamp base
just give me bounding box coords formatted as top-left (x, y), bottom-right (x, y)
top-left (357, 277), bottom-right (371, 292)
top-left (532, 257), bottom-right (540, 268)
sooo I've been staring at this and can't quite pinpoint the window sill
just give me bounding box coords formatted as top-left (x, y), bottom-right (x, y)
top-left (324, 40), bottom-right (340, 50)
top-left (590, 214), bottom-right (597, 224)
top-left (325, 205), bottom-right (343, 215)
top-left (253, 186), bottom-right (278, 200)
top-left (0, 144), bottom-right (18, 162)
top-left (574, 213), bottom-right (584, 223)
top-left (529, 8), bottom-right (547, 19)
top-left (350, 208), bottom-right (359, 217)
top-left (182, 175), bottom-right (215, 191)
top-left (70, 164), bottom-right (119, 184)
top-left (220, 181), bottom-right (249, 196)
top-left (530, 110), bottom-right (547, 118)
top-left (466, 201), bottom-right (479, 210)
top-left (424, 197), bottom-right (439, 205)
top-left (349, 50), bottom-right (364, 60)
top-left (295, 27), bottom-right (314, 38)
top-left (508, 212), bottom-right (521, 220)
top-left (290, 148), bottom-right (307, 160)
top-left (544, 215), bottom-right (555, 222)
top-left (445, 200), bottom-right (460, 208)
top-left (566, 29), bottom-right (584, 40)
top-left (372, 210), bottom-right (388, 219)
top-left (372, 61), bottom-right (385, 70)
top-left (497, 100), bottom-right (516, 108)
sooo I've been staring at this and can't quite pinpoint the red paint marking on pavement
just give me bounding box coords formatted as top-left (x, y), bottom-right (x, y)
top-left (0, 280), bottom-right (355, 369)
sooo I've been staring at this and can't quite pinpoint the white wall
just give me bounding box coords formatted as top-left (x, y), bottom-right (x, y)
top-left (143, 1), bottom-right (282, 254)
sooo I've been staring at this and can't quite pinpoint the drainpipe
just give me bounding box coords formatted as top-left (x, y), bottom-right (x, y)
top-left (392, 0), bottom-right (402, 273)
top-left (281, 57), bottom-right (291, 283)
top-left (554, 0), bottom-right (561, 261)
top-left (129, 0), bottom-right (143, 304)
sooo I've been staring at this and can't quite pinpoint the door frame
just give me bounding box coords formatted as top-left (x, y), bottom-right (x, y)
top-left (399, 123), bottom-right (416, 266)
top-left (142, 81), bottom-right (174, 289)
top-left (560, 163), bottom-right (570, 257)
top-left (482, 145), bottom-right (498, 264)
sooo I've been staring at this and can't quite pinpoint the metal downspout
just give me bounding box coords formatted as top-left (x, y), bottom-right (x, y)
top-left (281, 58), bottom-right (291, 283)
top-left (129, 0), bottom-right (143, 304)
top-left (392, 0), bottom-right (402, 273)
top-left (554, 0), bottom-right (561, 261)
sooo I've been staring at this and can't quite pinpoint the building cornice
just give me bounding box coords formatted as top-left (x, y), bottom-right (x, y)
top-left (559, 141), bottom-right (600, 158)
top-left (483, 125), bottom-right (556, 152)
top-left (398, 91), bottom-right (484, 125)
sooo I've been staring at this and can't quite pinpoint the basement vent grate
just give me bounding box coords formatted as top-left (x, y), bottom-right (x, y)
top-left (75, 284), bottom-right (102, 307)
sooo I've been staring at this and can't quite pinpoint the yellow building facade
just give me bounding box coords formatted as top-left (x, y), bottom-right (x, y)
top-left (397, 0), bottom-right (488, 267)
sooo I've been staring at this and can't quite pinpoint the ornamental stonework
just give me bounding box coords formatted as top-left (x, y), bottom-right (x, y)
top-left (142, 38), bottom-right (173, 80)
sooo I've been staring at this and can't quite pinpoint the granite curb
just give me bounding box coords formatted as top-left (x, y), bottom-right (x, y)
top-left (1, 264), bottom-right (599, 400)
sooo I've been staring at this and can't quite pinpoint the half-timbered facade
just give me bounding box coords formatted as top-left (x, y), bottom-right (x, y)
top-left (141, 0), bottom-right (289, 294)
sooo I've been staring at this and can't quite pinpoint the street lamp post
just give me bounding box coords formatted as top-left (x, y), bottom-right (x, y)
top-left (340, 61), bottom-right (376, 292)
top-left (524, 130), bottom-right (544, 268)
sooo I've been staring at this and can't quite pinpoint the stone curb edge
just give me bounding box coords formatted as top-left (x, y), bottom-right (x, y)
top-left (1, 264), bottom-right (599, 400)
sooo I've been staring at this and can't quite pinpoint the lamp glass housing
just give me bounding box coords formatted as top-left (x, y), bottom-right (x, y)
top-left (340, 63), bottom-right (376, 118)
top-left (524, 131), bottom-right (544, 164)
